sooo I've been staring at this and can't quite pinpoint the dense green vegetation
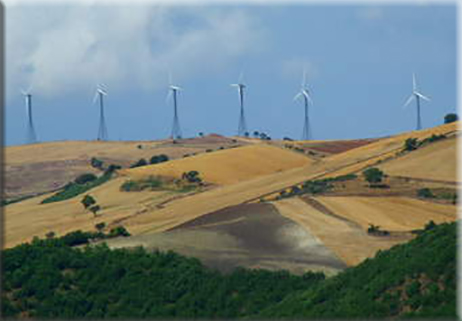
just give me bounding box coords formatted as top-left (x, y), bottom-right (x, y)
top-left (1, 222), bottom-right (456, 319)
top-left (404, 134), bottom-right (447, 152)
top-left (120, 176), bottom-right (163, 192)
top-left (1, 234), bottom-right (323, 318)
top-left (41, 171), bottom-right (114, 204)
top-left (259, 222), bottom-right (457, 319)
top-left (363, 167), bottom-right (384, 184)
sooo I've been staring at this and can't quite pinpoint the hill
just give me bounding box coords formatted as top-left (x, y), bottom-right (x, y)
top-left (1, 221), bottom-right (457, 318)
top-left (4, 136), bottom-right (245, 200)
top-left (259, 221), bottom-right (457, 318)
top-left (125, 144), bottom-right (313, 186)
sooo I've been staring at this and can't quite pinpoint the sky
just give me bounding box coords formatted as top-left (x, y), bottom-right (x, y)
top-left (5, 3), bottom-right (457, 146)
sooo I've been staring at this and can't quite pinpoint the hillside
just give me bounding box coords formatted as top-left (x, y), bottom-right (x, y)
top-left (125, 144), bottom-right (313, 186)
top-left (259, 221), bottom-right (457, 318)
top-left (4, 122), bottom-right (458, 252)
top-left (1, 221), bottom-right (457, 318)
top-left (4, 136), bottom-right (245, 199)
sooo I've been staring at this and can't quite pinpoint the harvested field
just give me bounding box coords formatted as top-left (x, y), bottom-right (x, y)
top-left (315, 196), bottom-right (457, 232)
top-left (273, 198), bottom-right (414, 266)
top-left (287, 139), bottom-right (378, 155)
top-left (3, 177), bottom-right (184, 248)
top-left (103, 203), bottom-right (346, 275)
top-left (4, 136), bottom-right (246, 199)
top-left (125, 144), bottom-right (313, 186)
top-left (378, 136), bottom-right (458, 183)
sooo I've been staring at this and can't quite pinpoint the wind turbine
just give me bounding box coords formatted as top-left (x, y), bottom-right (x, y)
top-left (21, 88), bottom-right (37, 144)
top-left (167, 74), bottom-right (183, 140)
top-left (93, 84), bottom-right (109, 141)
top-left (294, 69), bottom-right (313, 140)
top-left (231, 72), bottom-right (248, 137)
top-left (403, 73), bottom-right (431, 130)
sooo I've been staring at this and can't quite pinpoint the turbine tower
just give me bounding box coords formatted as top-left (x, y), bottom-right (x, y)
top-left (167, 76), bottom-right (183, 140)
top-left (231, 73), bottom-right (248, 136)
top-left (21, 89), bottom-right (37, 144)
top-left (403, 73), bottom-right (431, 130)
top-left (294, 69), bottom-right (313, 140)
top-left (93, 84), bottom-right (109, 141)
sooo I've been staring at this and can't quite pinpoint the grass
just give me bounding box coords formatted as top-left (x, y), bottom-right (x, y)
top-left (41, 172), bottom-right (113, 204)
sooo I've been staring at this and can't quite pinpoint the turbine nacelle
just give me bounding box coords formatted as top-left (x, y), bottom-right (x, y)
top-left (403, 74), bottom-right (430, 108)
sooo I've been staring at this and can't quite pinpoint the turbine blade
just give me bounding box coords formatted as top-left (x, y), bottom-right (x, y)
top-left (305, 91), bottom-right (313, 105)
top-left (294, 92), bottom-right (303, 101)
top-left (93, 92), bottom-right (99, 104)
top-left (416, 92), bottom-right (430, 101)
top-left (238, 71), bottom-right (244, 84)
top-left (403, 94), bottom-right (414, 108)
top-left (230, 84), bottom-right (239, 87)
top-left (412, 73), bottom-right (417, 92)
top-left (165, 90), bottom-right (172, 104)
top-left (168, 71), bottom-right (173, 86)
top-left (302, 67), bottom-right (306, 88)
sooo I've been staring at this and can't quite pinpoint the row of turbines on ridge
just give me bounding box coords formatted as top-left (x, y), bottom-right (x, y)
top-left (21, 72), bottom-right (430, 145)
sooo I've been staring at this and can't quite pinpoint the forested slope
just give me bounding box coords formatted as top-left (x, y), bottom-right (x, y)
top-left (1, 221), bottom-right (457, 319)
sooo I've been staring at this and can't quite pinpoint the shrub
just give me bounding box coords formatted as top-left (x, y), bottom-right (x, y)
top-left (404, 138), bottom-right (419, 151)
top-left (182, 171), bottom-right (202, 183)
top-left (90, 157), bottom-right (104, 170)
top-left (363, 168), bottom-right (384, 184)
top-left (120, 177), bottom-right (162, 192)
top-left (150, 154), bottom-right (169, 165)
top-left (109, 226), bottom-right (131, 237)
top-left (45, 231), bottom-right (55, 239)
top-left (74, 173), bottom-right (98, 185)
top-left (81, 195), bottom-right (96, 209)
top-left (444, 113), bottom-right (458, 124)
top-left (95, 222), bottom-right (106, 231)
top-left (105, 164), bottom-right (122, 174)
top-left (89, 205), bottom-right (101, 217)
top-left (417, 188), bottom-right (434, 199)
top-left (424, 220), bottom-right (437, 231)
top-left (130, 159), bottom-right (148, 168)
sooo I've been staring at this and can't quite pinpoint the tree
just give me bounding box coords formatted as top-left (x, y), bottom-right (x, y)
top-left (130, 158), bottom-right (148, 168)
top-left (363, 168), bottom-right (384, 184)
top-left (404, 138), bottom-right (419, 151)
top-left (89, 205), bottom-right (101, 217)
top-left (198, 132), bottom-right (204, 137)
top-left (444, 113), bottom-right (458, 124)
top-left (417, 188), bottom-right (434, 199)
top-left (90, 157), bottom-right (104, 170)
top-left (182, 171), bottom-right (202, 183)
top-left (95, 222), bottom-right (106, 232)
top-left (253, 131), bottom-right (260, 138)
top-left (81, 195), bottom-right (96, 209)
top-left (45, 231), bottom-right (55, 239)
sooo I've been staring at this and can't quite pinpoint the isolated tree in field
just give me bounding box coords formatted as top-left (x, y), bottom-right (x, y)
top-left (95, 222), bottom-right (106, 232)
top-left (89, 205), bottom-right (101, 217)
top-left (444, 113), bottom-right (458, 124)
top-left (363, 168), bottom-right (384, 184)
top-left (81, 195), bottom-right (96, 209)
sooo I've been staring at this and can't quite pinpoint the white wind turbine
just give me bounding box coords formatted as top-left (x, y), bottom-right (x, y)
top-left (403, 73), bottom-right (431, 130)
top-left (93, 84), bottom-right (109, 141)
top-left (294, 68), bottom-right (313, 140)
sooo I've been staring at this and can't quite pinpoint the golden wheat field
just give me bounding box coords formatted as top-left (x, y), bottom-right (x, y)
top-left (315, 196), bottom-right (457, 231)
top-left (125, 144), bottom-right (313, 185)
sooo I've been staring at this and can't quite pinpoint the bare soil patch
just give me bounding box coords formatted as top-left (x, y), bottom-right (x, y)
top-left (104, 203), bottom-right (346, 275)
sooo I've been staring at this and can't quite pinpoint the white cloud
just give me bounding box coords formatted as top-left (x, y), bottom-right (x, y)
top-left (6, 5), bottom-right (266, 101)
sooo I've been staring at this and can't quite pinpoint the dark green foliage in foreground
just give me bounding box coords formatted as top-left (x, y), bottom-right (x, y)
top-left (259, 222), bottom-right (457, 319)
top-left (2, 223), bottom-right (456, 319)
top-left (41, 172), bottom-right (113, 204)
top-left (1, 234), bottom-right (322, 318)
top-left (444, 113), bottom-right (458, 124)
